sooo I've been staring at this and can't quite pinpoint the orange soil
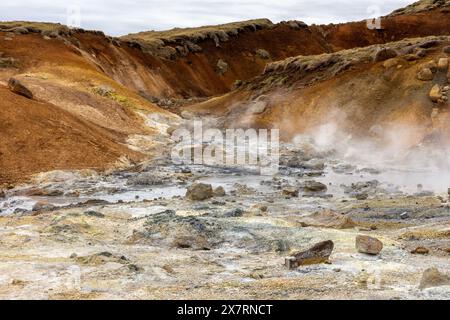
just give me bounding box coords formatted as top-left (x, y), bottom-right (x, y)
top-left (0, 86), bottom-right (142, 186)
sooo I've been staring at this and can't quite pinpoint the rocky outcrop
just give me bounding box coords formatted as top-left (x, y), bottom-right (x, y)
top-left (389, 0), bottom-right (450, 17)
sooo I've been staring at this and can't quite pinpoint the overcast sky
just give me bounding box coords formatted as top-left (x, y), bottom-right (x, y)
top-left (0, 0), bottom-right (414, 36)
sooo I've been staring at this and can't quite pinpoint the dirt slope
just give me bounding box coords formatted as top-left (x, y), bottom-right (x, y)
top-left (0, 86), bottom-right (142, 186)
top-left (0, 28), bottom-right (177, 186)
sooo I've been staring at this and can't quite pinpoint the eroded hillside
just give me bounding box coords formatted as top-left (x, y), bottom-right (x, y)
top-left (0, 0), bottom-right (449, 185)
top-left (186, 36), bottom-right (450, 146)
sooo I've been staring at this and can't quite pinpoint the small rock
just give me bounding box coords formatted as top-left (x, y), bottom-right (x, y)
top-left (127, 172), bottom-right (166, 186)
top-left (411, 247), bottom-right (429, 254)
top-left (287, 20), bottom-right (308, 29)
top-left (438, 57), bottom-right (449, 70)
top-left (302, 180), bottom-right (327, 193)
top-left (423, 60), bottom-right (438, 73)
top-left (213, 186), bottom-right (226, 197)
top-left (443, 46), bottom-right (450, 54)
top-left (216, 59), bottom-right (228, 75)
top-left (415, 48), bottom-right (428, 58)
top-left (250, 271), bottom-right (265, 279)
top-left (300, 210), bottom-right (356, 229)
top-left (8, 78), bottom-right (33, 99)
top-left (285, 240), bottom-right (334, 269)
top-left (419, 267), bottom-right (450, 289)
top-left (224, 208), bottom-right (244, 217)
top-left (417, 68), bottom-right (434, 81)
top-left (355, 235), bottom-right (383, 255)
top-left (32, 201), bottom-right (55, 212)
top-left (25, 188), bottom-right (63, 197)
top-left (0, 190), bottom-right (5, 198)
top-left (355, 193), bottom-right (368, 200)
top-left (282, 186), bottom-right (299, 197)
top-left (232, 79), bottom-right (243, 89)
top-left (255, 48), bottom-right (270, 59)
top-left (429, 84), bottom-right (442, 103)
top-left (400, 212), bottom-right (409, 219)
top-left (186, 183), bottom-right (213, 201)
top-left (374, 47), bottom-right (397, 62)
top-left (84, 210), bottom-right (105, 218)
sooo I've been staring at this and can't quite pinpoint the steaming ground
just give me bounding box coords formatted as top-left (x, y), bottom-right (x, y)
top-left (0, 135), bottom-right (449, 299)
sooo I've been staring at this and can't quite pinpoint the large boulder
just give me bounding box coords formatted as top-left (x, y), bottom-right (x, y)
top-left (186, 183), bottom-right (213, 201)
top-left (8, 78), bottom-right (33, 99)
top-left (285, 240), bottom-right (334, 269)
top-left (355, 235), bottom-right (383, 255)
